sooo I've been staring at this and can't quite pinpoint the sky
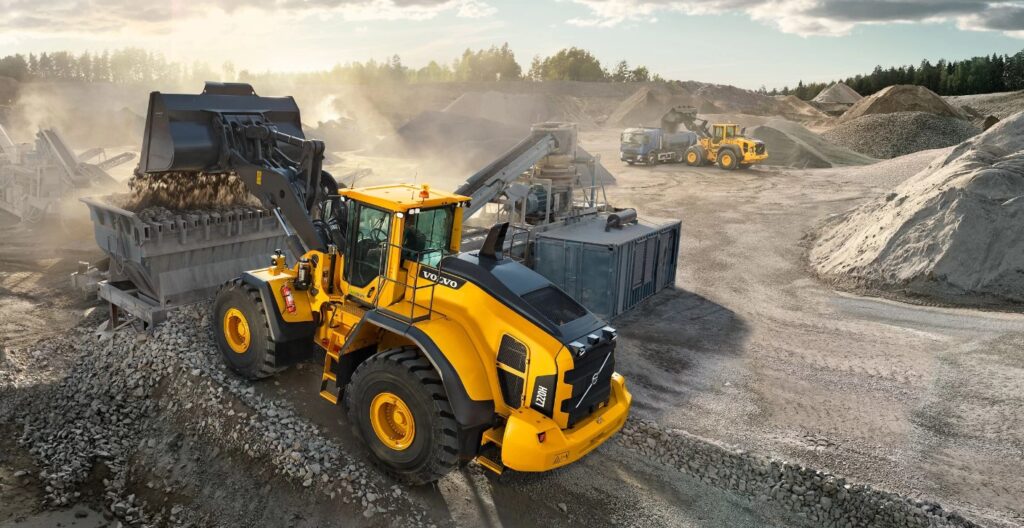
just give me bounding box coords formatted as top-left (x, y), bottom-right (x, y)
top-left (2, 0), bottom-right (1024, 89)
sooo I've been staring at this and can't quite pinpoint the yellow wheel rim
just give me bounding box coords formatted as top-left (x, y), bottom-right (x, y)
top-left (687, 152), bottom-right (697, 163)
top-left (369, 392), bottom-right (416, 450)
top-left (223, 308), bottom-right (251, 354)
top-left (722, 153), bottom-right (733, 166)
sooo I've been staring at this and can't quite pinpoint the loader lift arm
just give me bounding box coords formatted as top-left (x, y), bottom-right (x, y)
top-left (139, 82), bottom-right (332, 256)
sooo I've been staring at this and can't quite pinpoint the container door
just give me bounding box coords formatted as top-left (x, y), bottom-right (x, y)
top-left (656, 227), bottom-right (677, 289)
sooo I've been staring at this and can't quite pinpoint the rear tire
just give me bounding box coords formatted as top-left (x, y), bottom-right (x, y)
top-left (685, 146), bottom-right (704, 166)
top-left (717, 148), bottom-right (739, 170)
top-left (673, 151), bottom-right (684, 163)
top-left (647, 153), bottom-right (658, 165)
top-left (345, 347), bottom-right (460, 485)
top-left (213, 279), bottom-right (282, 380)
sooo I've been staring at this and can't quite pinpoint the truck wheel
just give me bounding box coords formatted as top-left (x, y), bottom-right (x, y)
top-left (673, 151), bottom-right (684, 163)
top-left (213, 279), bottom-right (282, 380)
top-left (717, 149), bottom-right (739, 170)
top-left (345, 347), bottom-right (460, 485)
top-left (685, 146), bottom-right (703, 166)
top-left (647, 153), bottom-right (658, 165)
top-left (738, 163), bottom-right (752, 170)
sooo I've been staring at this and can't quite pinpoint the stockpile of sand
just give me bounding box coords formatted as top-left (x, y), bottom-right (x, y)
top-left (773, 95), bottom-right (829, 121)
top-left (444, 91), bottom-right (595, 128)
top-left (810, 112), bottom-right (1024, 306)
top-left (823, 112), bottom-right (979, 159)
top-left (840, 85), bottom-right (966, 122)
top-left (749, 118), bottom-right (875, 168)
top-left (947, 91), bottom-right (1024, 120)
top-left (607, 85), bottom-right (718, 127)
top-left (378, 111), bottom-right (527, 169)
top-left (813, 83), bottom-right (862, 105)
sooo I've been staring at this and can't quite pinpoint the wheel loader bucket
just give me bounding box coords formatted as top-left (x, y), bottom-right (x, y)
top-left (139, 82), bottom-right (305, 174)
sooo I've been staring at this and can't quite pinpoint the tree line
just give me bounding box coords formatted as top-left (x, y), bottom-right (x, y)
top-left (766, 50), bottom-right (1024, 100)
top-left (0, 45), bottom-right (658, 86)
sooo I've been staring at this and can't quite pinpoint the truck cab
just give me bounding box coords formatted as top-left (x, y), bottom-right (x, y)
top-left (620, 127), bottom-right (658, 164)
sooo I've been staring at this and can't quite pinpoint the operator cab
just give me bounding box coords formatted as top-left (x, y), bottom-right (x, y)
top-left (336, 184), bottom-right (468, 304)
top-left (712, 124), bottom-right (739, 143)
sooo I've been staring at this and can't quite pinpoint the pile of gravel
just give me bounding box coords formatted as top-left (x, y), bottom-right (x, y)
top-left (1, 306), bottom-right (432, 527)
top-left (812, 111), bottom-right (1024, 306)
top-left (822, 112), bottom-right (979, 159)
top-left (618, 420), bottom-right (979, 528)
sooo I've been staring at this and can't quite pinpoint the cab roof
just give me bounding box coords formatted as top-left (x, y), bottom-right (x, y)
top-left (340, 183), bottom-right (469, 212)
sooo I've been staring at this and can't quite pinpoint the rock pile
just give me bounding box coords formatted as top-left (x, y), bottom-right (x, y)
top-left (3, 306), bottom-right (431, 527)
top-left (125, 172), bottom-right (260, 211)
top-left (618, 420), bottom-right (979, 528)
top-left (444, 91), bottom-right (595, 128)
top-left (811, 111), bottom-right (1024, 306)
top-left (822, 112), bottom-right (980, 159)
top-left (378, 110), bottom-right (527, 169)
top-left (749, 118), bottom-right (875, 168)
top-left (840, 85), bottom-right (966, 122)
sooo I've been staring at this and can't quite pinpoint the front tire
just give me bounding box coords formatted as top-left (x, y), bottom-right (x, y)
top-left (717, 148), bottom-right (739, 170)
top-left (647, 153), bottom-right (658, 165)
top-left (213, 279), bottom-right (282, 380)
top-left (345, 347), bottom-right (460, 484)
top-left (685, 146), bottom-right (704, 166)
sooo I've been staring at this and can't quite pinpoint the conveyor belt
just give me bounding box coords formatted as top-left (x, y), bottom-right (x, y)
top-left (454, 131), bottom-right (557, 218)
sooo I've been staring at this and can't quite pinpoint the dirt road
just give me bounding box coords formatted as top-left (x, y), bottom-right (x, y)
top-left (583, 129), bottom-right (1024, 527)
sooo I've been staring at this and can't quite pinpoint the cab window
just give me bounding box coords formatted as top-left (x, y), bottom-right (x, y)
top-left (346, 203), bottom-right (391, 288)
top-left (403, 207), bottom-right (453, 267)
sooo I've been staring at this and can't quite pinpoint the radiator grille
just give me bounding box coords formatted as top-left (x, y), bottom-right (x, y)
top-left (560, 341), bottom-right (615, 428)
top-left (497, 334), bottom-right (527, 372)
top-left (498, 370), bottom-right (525, 408)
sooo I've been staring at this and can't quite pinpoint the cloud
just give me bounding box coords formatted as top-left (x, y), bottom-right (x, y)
top-left (0, 0), bottom-right (495, 36)
top-left (566, 0), bottom-right (1024, 36)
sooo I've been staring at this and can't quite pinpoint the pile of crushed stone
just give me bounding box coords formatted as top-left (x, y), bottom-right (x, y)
top-left (378, 110), bottom-right (527, 168)
top-left (0, 306), bottom-right (431, 527)
top-left (125, 172), bottom-right (259, 211)
top-left (444, 91), bottom-right (595, 129)
top-left (840, 85), bottom-right (966, 122)
top-left (749, 118), bottom-right (875, 168)
top-left (813, 82), bottom-right (863, 105)
top-left (946, 90), bottom-right (1024, 120)
top-left (810, 111), bottom-right (1024, 306)
top-left (823, 112), bottom-right (980, 159)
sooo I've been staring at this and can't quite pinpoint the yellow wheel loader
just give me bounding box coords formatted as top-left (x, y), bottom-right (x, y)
top-left (138, 83), bottom-right (631, 484)
top-left (669, 107), bottom-right (767, 170)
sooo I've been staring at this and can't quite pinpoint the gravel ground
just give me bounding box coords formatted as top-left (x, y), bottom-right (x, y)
top-left (2, 128), bottom-right (1021, 527)
top-left (590, 127), bottom-right (1024, 528)
top-left (822, 112), bottom-right (979, 159)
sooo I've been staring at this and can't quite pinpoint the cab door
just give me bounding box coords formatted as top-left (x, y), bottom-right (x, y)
top-left (344, 201), bottom-right (393, 304)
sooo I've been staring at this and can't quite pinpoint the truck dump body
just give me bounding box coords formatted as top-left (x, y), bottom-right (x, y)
top-left (81, 196), bottom-right (289, 324)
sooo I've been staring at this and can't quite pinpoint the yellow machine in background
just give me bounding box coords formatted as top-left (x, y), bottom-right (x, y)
top-left (660, 106), bottom-right (767, 170)
top-left (139, 84), bottom-right (631, 484)
top-left (685, 123), bottom-right (768, 170)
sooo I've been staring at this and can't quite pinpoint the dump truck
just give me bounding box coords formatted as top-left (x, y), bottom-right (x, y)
top-left (137, 82), bottom-right (631, 484)
top-left (619, 106), bottom-right (699, 165)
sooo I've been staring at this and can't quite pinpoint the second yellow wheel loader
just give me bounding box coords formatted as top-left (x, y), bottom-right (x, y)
top-left (137, 83), bottom-right (631, 484)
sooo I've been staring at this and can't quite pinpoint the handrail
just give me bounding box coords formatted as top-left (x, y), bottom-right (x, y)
top-left (370, 243), bottom-right (449, 324)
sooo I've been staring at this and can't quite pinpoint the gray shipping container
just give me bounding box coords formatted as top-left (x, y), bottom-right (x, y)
top-left (533, 214), bottom-right (681, 320)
